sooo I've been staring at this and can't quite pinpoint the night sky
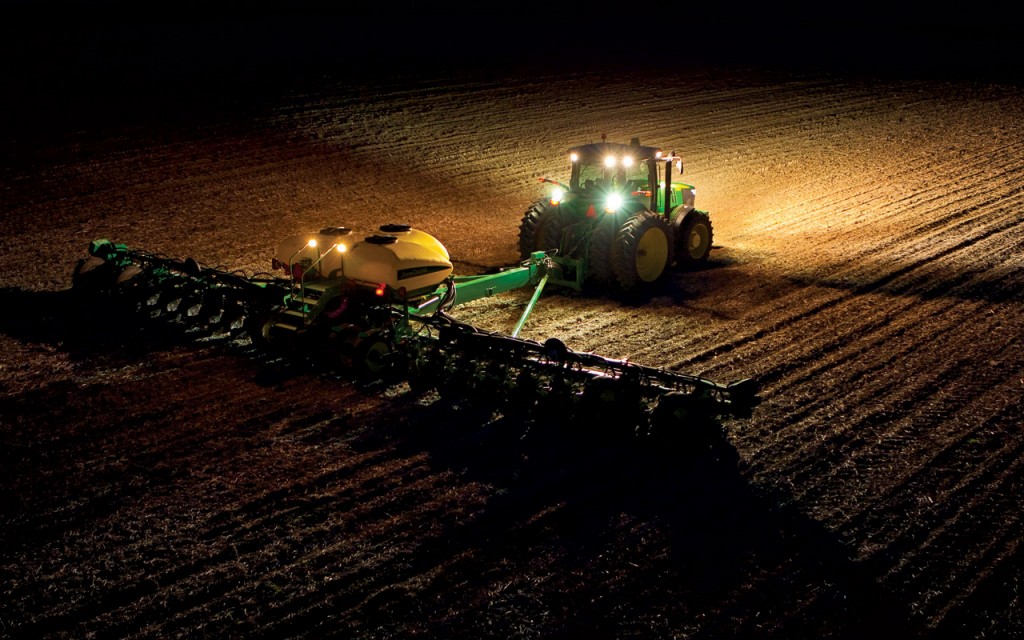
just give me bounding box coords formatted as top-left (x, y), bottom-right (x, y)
top-left (1, 6), bottom-right (1020, 131)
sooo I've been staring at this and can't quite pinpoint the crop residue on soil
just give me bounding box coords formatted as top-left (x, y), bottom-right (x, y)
top-left (2, 24), bottom-right (1024, 639)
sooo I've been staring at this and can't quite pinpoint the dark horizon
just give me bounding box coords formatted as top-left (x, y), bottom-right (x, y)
top-left (3, 12), bottom-right (1022, 81)
top-left (1, 11), bottom-right (1021, 134)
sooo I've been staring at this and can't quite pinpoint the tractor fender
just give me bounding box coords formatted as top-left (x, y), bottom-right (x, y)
top-left (668, 202), bottom-right (697, 231)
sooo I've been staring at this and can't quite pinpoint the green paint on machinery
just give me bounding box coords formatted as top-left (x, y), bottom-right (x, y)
top-left (519, 136), bottom-right (713, 292)
top-left (70, 142), bottom-right (757, 444)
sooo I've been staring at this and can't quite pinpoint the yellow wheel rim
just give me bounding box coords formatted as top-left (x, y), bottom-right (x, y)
top-left (687, 223), bottom-right (710, 259)
top-left (636, 227), bottom-right (669, 282)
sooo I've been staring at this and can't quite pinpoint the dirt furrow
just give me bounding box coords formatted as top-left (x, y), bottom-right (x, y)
top-left (9, 407), bottom-right (440, 635)
top-left (666, 189), bottom-right (1024, 385)
top-left (6, 52), bottom-right (1024, 639)
top-left (879, 452), bottom-right (1024, 627)
top-left (743, 278), bottom-right (1019, 484)
top-left (842, 390), bottom-right (1023, 561)
top-left (128, 471), bottom-right (467, 638)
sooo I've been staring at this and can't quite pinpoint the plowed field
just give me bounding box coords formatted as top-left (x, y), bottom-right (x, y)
top-left (2, 23), bottom-right (1023, 639)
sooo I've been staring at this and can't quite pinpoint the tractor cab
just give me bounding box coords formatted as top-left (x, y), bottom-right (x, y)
top-left (564, 139), bottom-right (690, 216)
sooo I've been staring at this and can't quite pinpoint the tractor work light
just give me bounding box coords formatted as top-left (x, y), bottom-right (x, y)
top-left (622, 155), bottom-right (634, 167)
top-left (550, 187), bottom-right (565, 205)
top-left (308, 239), bottom-right (318, 248)
top-left (570, 152), bottom-right (579, 163)
top-left (605, 193), bottom-right (624, 212)
top-left (604, 155), bottom-right (616, 168)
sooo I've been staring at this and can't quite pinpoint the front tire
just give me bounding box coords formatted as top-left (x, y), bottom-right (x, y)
top-left (676, 210), bottom-right (713, 267)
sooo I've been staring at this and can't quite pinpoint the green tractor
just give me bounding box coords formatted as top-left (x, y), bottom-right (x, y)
top-left (519, 137), bottom-right (713, 292)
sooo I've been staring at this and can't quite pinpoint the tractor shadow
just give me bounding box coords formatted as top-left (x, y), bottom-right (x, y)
top-left (573, 256), bottom-right (733, 308)
top-left (352, 396), bottom-right (928, 638)
top-left (0, 286), bottom-right (926, 636)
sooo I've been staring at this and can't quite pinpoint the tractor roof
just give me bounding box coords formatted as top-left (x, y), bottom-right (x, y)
top-left (568, 141), bottom-right (664, 163)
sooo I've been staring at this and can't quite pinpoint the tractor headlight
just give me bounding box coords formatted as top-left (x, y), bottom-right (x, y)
top-left (605, 193), bottom-right (624, 212)
top-left (550, 187), bottom-right (565, 205)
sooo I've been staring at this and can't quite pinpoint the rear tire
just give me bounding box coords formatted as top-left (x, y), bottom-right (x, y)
top-left (518, 200), bottom-right (560, 259)
top-left (540, 206), bottom-right (575, 257)
top-left (612, 210), bottom-right (673, 291)
top-left (587, 212), bottom-right (619, 285)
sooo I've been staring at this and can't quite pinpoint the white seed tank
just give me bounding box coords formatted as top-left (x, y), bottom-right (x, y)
top-left (275, 224), bottom-right (453, 294)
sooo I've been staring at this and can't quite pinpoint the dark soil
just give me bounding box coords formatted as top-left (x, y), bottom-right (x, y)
top-left (2, 17), bottom-right (1023, 640)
